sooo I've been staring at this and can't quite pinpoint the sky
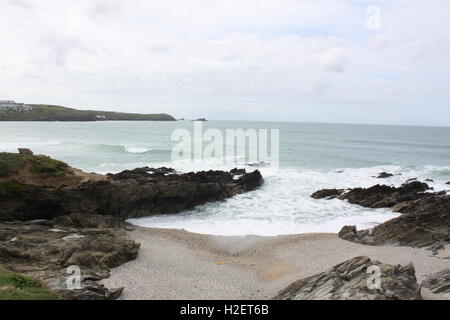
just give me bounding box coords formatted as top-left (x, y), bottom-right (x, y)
top-left (0, 0), bottom-right (449, 126)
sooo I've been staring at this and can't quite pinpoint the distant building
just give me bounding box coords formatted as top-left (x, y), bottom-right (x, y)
top-left (0, 100), bottom-right (33, 112)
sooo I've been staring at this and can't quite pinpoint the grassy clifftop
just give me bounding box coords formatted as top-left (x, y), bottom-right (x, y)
top-left (0, 104), bottom-right (175, 121)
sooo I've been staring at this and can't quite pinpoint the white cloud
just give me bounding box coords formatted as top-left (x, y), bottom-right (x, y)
top-left (0, 0), bottom-right (449, 125)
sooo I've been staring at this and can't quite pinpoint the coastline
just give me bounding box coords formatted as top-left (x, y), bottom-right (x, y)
top-left (102, 226), bottom-right (450, 300)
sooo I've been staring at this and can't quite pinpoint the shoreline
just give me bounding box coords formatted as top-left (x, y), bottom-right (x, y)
top-left (101, 226), bottom-right (450, 300)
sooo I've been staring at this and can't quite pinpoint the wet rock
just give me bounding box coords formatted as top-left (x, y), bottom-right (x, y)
top-left (338, 181), bottom-right (431, 209)
top-left (274, 257), bottom-right (421, 300)
top-left (376, 172), bottom-right (394, 179)
top-left (311, 189), bottom-right (346, 200)
top-left (1, 168), bottom-right (264, 221)
top-left (425, 179), bottom-right (434, 182)
top-left (338, 194), bottom-right (450, 248)
top-left (313, 181), bottom-right (449, 250)
top-left (446, 181), bottom-right (450, 185)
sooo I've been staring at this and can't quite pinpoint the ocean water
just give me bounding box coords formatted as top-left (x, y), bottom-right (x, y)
top-left (1, 121), bottom-right (449, 236)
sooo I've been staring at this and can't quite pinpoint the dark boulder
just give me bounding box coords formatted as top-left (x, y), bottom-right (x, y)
top-left (274, 257), bottom-right (421, 300)
top-left (376, 172), bottom-right (393, 179)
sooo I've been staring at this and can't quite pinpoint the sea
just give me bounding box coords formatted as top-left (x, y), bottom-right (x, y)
top-left (1, 121), bottom-right (449, 236)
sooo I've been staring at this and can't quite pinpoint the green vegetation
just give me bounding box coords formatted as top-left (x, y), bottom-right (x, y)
top-left (0, 180), bottom-right (25, 195)
top-left (29, 156), bottom-right (68, 176)
top-left (0, 104), bottom-right (176, 121)
top-left (0, 153), bottom-right (26, 177)
top-left (0, 153), bottom-right (68, 178)
top-left (0, 268), bottom-right (58, 300)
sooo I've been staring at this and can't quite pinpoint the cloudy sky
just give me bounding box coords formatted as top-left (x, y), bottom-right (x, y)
top-left (1, 0), bottom-right (449, 126)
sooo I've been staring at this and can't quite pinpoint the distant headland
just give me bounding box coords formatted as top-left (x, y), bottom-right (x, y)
top-left (0, 100), bottom-right (175, 121)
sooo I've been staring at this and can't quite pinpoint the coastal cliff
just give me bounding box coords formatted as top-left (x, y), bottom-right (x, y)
top-left (0, 150), bottom-right (263, 299)
top-left (0, 102), bottom-right (175, 121)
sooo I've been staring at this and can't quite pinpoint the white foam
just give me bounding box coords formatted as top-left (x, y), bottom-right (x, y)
top-left (129, 164), bottom-right (412, 236)
top-left (124, 147), bottom-right (154, 154)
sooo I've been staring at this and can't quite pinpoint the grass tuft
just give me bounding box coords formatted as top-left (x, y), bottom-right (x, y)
top-left (0, 268), bottom-right (58, 300)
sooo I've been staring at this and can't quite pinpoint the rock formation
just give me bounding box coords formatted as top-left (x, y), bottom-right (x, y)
top-left (421, 269), bottom-right (450, 296)
top-left (0, 151), bottom-right (264, 299)
top-left (312, 181), bottom-right (450, 250)
top-left (274, 257), bottom-right (422, 300)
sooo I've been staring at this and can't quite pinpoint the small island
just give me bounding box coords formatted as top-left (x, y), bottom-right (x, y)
top-left (0, 100), bottom-right (175, 122)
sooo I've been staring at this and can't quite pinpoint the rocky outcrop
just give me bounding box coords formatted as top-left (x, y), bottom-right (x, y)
top-left (0, 152), bottom-right (264, 299)
top-left (421, 269), bottom-right (450, 295)
top-left (0, 214), bottom-right (139, 299)
top-left (339, 193), bottom-right (450, 250)
top-left (312, 181), bottom-right (449, 250)
top-left (1, 165), bottom-right (263, 222)
top-left (274, 257), bottom-right (421, 300)
top-left (312, 181), bottom-right (432, 208)
top-left (340, 181), bottom-right (431, 208)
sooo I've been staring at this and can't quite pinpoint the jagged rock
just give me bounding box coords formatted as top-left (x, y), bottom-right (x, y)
top-left (18, 148), bottom-right (33, 155)
top-left (311, 181), bottom-right (432, 208)
top-left (0, 153), bottom-right (265, 299)
top-left (311, 189), bottom-right (345, 200)
top-left (339, 181), bottom-right (431, 208)
top-left (274, 257), bottom-right (421, 300)
top-left (338, 195), bottom-right (450, 248)
top-left (421, 269), bottom-right (450, 295)
top-left (313, 181), bottom-right (449, 250)
top-left (0, 218), bottom-right (139, 300)
top-left (425, 179), bottom-right (434, 182)
top-left (0, 167), bottom-right (263, 221)
top-left (376, 172), bottom-right (393, 178)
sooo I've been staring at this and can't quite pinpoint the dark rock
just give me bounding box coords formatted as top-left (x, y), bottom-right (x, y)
top-left (311, 189), bottom-right (346, 200)
top-left (425, 179), bottom-right (434, 182)
top-left (446, 181), bottom-right (450, 185)
top-left (338, 181), bottom-right (431, 209)
top-left (338, 194), bottom-right (450, 248)
top-left (230, 168), bottom-right (246, 176)
top-left (18, 148), bottom-right (33, 155)
top-left (421, 269), bottom-right (450, 295)
top-left (313, 180), bottom-right (449, 250)
top-left (0, 168), bottom-right (264, 221)
top-left (376, 172), bottom-right (393, 179)
top-left (274, 257), bottom-right (421, 300)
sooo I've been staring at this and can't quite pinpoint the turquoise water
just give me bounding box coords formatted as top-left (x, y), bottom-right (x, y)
top-left (1, 121), bottom-right (449, 235)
